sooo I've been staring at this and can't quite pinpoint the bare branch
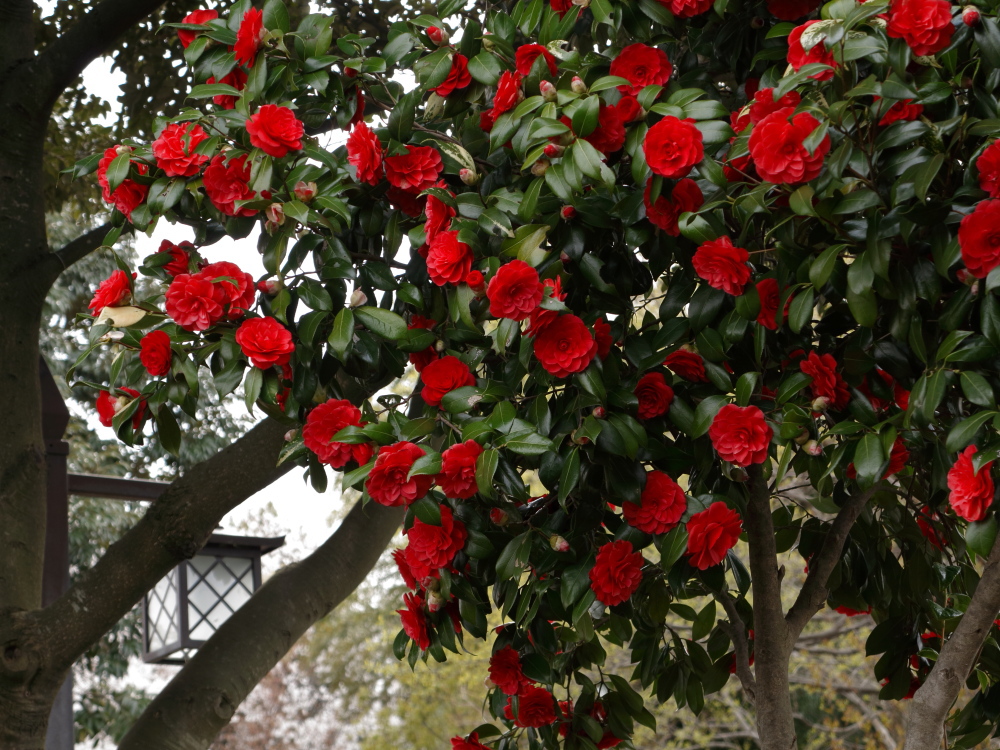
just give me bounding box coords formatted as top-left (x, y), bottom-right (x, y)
top-left (714, 590), bottom-right (757, 703)
top-left (45, 222), bottom-right (114, 279)
top-left (903, 537), bottom-right (1000, 750)
top-left (117, 498), bottom-right (406, 750)
top-left (785, 488), bottom-right (874, 642)
top-left (24, 418), bottom-right (292, 675)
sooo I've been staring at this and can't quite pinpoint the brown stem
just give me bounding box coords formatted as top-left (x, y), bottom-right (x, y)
top-left (715, 590), bottom-right (757, 703)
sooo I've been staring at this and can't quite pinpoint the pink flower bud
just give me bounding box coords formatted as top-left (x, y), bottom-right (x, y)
top-left (570, 76), bottom-right (587, 94)
top-left (426, 590), bottom-right (446, 612)
top-left (284, 429), bottom-right (298, 441)
top-left (466, 270), bottom-right (485, 293)
top-left (257, 279), bottom-right (280, 294)
top-left (427, 26), bottom-right (449, 45)
top-left (490, 508), bottom-right (509, 526)
top-left (531, 158), bottom-right (550, 176)
top-left (750, 16), bottom-right (765, 28)
top-left (265, 203), bottom-right (285, 226)
top-left (540, 80), bottom-right (558, 102)
top-left (549, 535), bottom-right (571, 553)
top-left (811, 396), bottom-right (831, 412)
top-left (421, 575), bottom-right (440, 591)
top-left (459, 168), bottom-right (479, 185)
top-left (349, 289), bottom-right (368, 308)
top-left (560, 205), bottom-right (576, 220)
top-left (963, 6), bottom-right (980, 25)
top-left (559, 251), bottom-right (571, 264)
top-left (544, 143), bottom-right (565, 158)
top-left (294, 180), bottom-right (317, 202)
top-left (592, 406), bottom-right (606, 419)
top-left (793, 428), bottom-right (811, 445)
top-left (804, 440), bottom-right (823, 456)
top-left (434, 339), bottom-right (447, 352)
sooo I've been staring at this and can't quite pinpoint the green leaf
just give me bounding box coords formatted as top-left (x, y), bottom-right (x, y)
top-left (810, 245), bottom-right (843, 290)
top-left (967, 515), bottom-right (998, 559)
top-left (847, 287), bottom-right (877, 327)
top-left (961, 372), bottom-right (995, 407)
top-left (341, 459), bottom-right (375, 490)
top-left (468, 51), bottom-right (503, 85)
top-left (789, 185), bottom-right (816, 216)
top-left (407, 451), bottom-right (442, 479)
top-left (735, 372), bottom-right (758, 406)
top-left (353, 306), bottom-right (406, 341)
top-left (104, 151), bottom-right (131, 195)
top-left (777, 371), bottom-right (813, 405)
top-left (945, 411), bottom-right (997, 454)
top-left (659, 526), bottom-right (689, 570)
top-left (853, 433), bottom-right (885, 484)
top-left (832, 189), bottom-right (881, 214)
top-left (787, 287), bottom-right (814, 333)
top-left (475, 448), bottom-right (498, 499)
top-left (496, 531), bottom-right (532, 580)
top-left (244, 366), bottom-right (263, 413)
top-left (328, 308), bottom-right (354, 360)
top-left (913, 153), bottom-right (944, 202)
top-left (558, 447), bottom-right (581, 503)
top-left (154, 406), bottom-right (181, 456)
top-left (692, 395), bottom-right (728, 438)
top-left (500, 430), bottom-right (553, 455)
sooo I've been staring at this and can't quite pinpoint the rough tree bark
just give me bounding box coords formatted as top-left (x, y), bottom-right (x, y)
top-left (902, 537), bottom-right (1000, 750)
top-left (118, 499), bottom-right (406, 750)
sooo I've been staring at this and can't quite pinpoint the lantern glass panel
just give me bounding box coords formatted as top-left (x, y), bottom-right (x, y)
top-left (146, 568), bottom-right (180, 653)
top-left (186, 555), bottom-right (256, 641)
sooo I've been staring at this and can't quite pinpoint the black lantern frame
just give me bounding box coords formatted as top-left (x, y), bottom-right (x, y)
top-left (142, 533), bottom-right (284, 665)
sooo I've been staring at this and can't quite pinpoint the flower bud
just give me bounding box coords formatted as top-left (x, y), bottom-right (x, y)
top-left (482, 35), bottom-right (495, 51)
top-left (811, 396), bottom-right (831, 413)
top-left (544, 143), bottom-right (565, 158)
top-left (572, 0), bottom-right (590, 7)
top-left (540, 80), bottom-right (558, 102)
top-left (729, 466), bottom-right (749, 482)
top-left (560, 205), bottom-right (576, 220)
top-left (570, 76), bottom-right (587, 94)
top-left (793, 428), bottom-right (811, 445)
top-left (349, 289), bottom-right (368, 308)
top-left (750, 16), bottom-right (765, 28)
top-left (284, 429), bottom-right (299, 442)
top-left (101, 330), bottom-right (125, 342)
top-left (459, 168), bottom-right (479, 185)
top-left (870, 16), bottom-right (887, 28)
top-left (265, 203), bottom-right (285, 226)
top-left (963, 5), bottom-right (981, 25)
top-left (560, 251), bottom-right (571, 264)
top-left (466, 270), bottom-right (486, 294)
top-left (294, 181), bottom-right (317, 202)
top-left (962, 76), bottom-right (975, 89)
top-left (421, 576), bottom-right (440, 591)
top-left (434, 339), bottom-right (447, 352)
top-left (592, 406), bottom-right (606, 419)
top-left (343, 66), bottom-right (358, 78)
top-left (426, 26), bottom-right (449, 45)
top-left (572, 429), bottom-right (591, 445)
top-left (115, 144), bottom-right (132, 156)
top-left (257, 279), bottom-right (280, 294)
top-left (489, 508), bottom-right (509, 526)
top-left (531, 158), bottom-right (551, 176)
top-left (549, 535), bottom-right (571, 553)
top-left (803, 440), bottom-right (823, 456)
top-left (427, 590), bottom-right (446, 612)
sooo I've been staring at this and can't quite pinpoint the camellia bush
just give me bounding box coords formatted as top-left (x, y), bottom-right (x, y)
top-left (73, 0), bottom-right (1000, 746)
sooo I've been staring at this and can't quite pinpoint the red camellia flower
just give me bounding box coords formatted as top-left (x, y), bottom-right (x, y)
top-left (394, 549), bottom-right (418, 590)
top-left (88, 269), bottom-right (131, 315)
top-left (686, 501), bottom-right (743, 570)
top-left (693, 236), bottom-right (751, 296)
top-left (623, 471), bottom-right (687, 534)
top-left (437, 439), bottom-right (484, 499)
top-left (164, 273), bottom-right (224, 331)
top-left (766, 0), bottom-right (821, 18)
top-left (96, 387), bottom-right (144, 429)
top-left (156, 239), bottom-right (192, 276)
top-left (886, 0), bottom-right (955, 57)
top-left (451, 733), bottom-right (492, 750)
top-left (948, 445), bottom-right (995, 522)
top-left (877, 97), bottom-right (924, 126)
top-left (206, 68), bottom-right (248, 109)
top-left (397, 591), bottom-right (430, 650)
top-left (709, 404), bottom-right (773, 466)
top-left (635, 372), bottom-right (674, 419)
top-left (644, 178), bottom-right (704, 236)
top-left (787, 21), bottom-right (838, 81)
top-left (959, 199), bottom-right (1000, 278)
top-left (384, 145), bottom-right (443, 193)
top-left (152, 122), bottom-right (209, 177)
top-left (346, 121), bottom-right (383, 185)
top-left (424, 190), bottom-right (456, 245)
top-left (581, 105), bottom-right (626, 156)
top-left (433, 54), bottom-right (473, 96)
top-left (749, 107), bottom-right (830, 185)
top-left (202, 154), bottom-right (256, 216)
top-left (551, 0), bottom-right (577, 16)
top-left (917, 506), bottom-right (947, 550)
top-left (616, 95), bottom-right (644, 124)
top-left (527, 277), bottom-right (566, 336)
top-left (246, 105), bottom-right (304, 158)
top-left (515, 44), bottom-right (558, 77)
top-left (511, 685), bottom-right (558, 728)
top-left (139, 330), bottom-right (172, 377)
top-left (420, 355), bottom-right (477, 407)
top-left (609, 44), bottom-right (672, 95)
top-left (177, 9), bottom-right (218, 47)
top-left (749, 88), bottom-right (801, 124)
top-left (977, 141), bottom-right (1000, 197)
top-left (656, 0), bottom-right (714, 17)
top-left (426, 230), bottom-right (473, 286)
top-left (589, 540), bottom-right (644, 606)
top-left (489, 646), bottom-right (532, 695)
top-left (407, 314), bottom-right (438, 372)
top-left (235, 317), bottom-right (295, 369)
top-left (847, 437), bottom-right (910, 480)
top-left (302, 399), bottom-right (373, 468)
top-left (533, 314), bottom-right (598, 377)
top-left (800, 351), bottom-right (850, 410)
top-left (643, 116), bottom-right (704, 178)
top-left (488, 260), bottom-right (543, 321)
top-left (664, 348), bottom-right (708, 382)
top-left (367, 442), bottom-right (433, 507)
top-left (234, 7), bottom-right (264, 67)
top-left (200, 261), bottom-right (255, 320)
top-left (494, 71), bottom-right (524, 115)
top-left (755, 278), bottom-right (781, 330)
top-left (594, 317), bottom-right (614, 359)
top-left (404, 505), bottom-right (468, 580)
top-left (97, 146), bottom-right (149, 220)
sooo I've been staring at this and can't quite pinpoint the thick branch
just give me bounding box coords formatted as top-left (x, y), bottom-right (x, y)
top-left (24, 418), bottom-right (291, 676)
top-left (902, 537), bottom-right (1000, 750)
top-left (30, 0), bottom-right (168, 113)
top-left (745, 464), bottom-right (797, 750)
top-left (44, 222), bottom-right (114, 280)
top-left (785, 488), bottom-right (873, 642)
top-left (118, 498), bottom-right (405, 750)
top-left (716, 590), bottom-right (757, 703)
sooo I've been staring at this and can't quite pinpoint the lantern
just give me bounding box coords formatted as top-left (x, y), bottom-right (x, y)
top-left (142, 533), bottom-right (284, 664)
